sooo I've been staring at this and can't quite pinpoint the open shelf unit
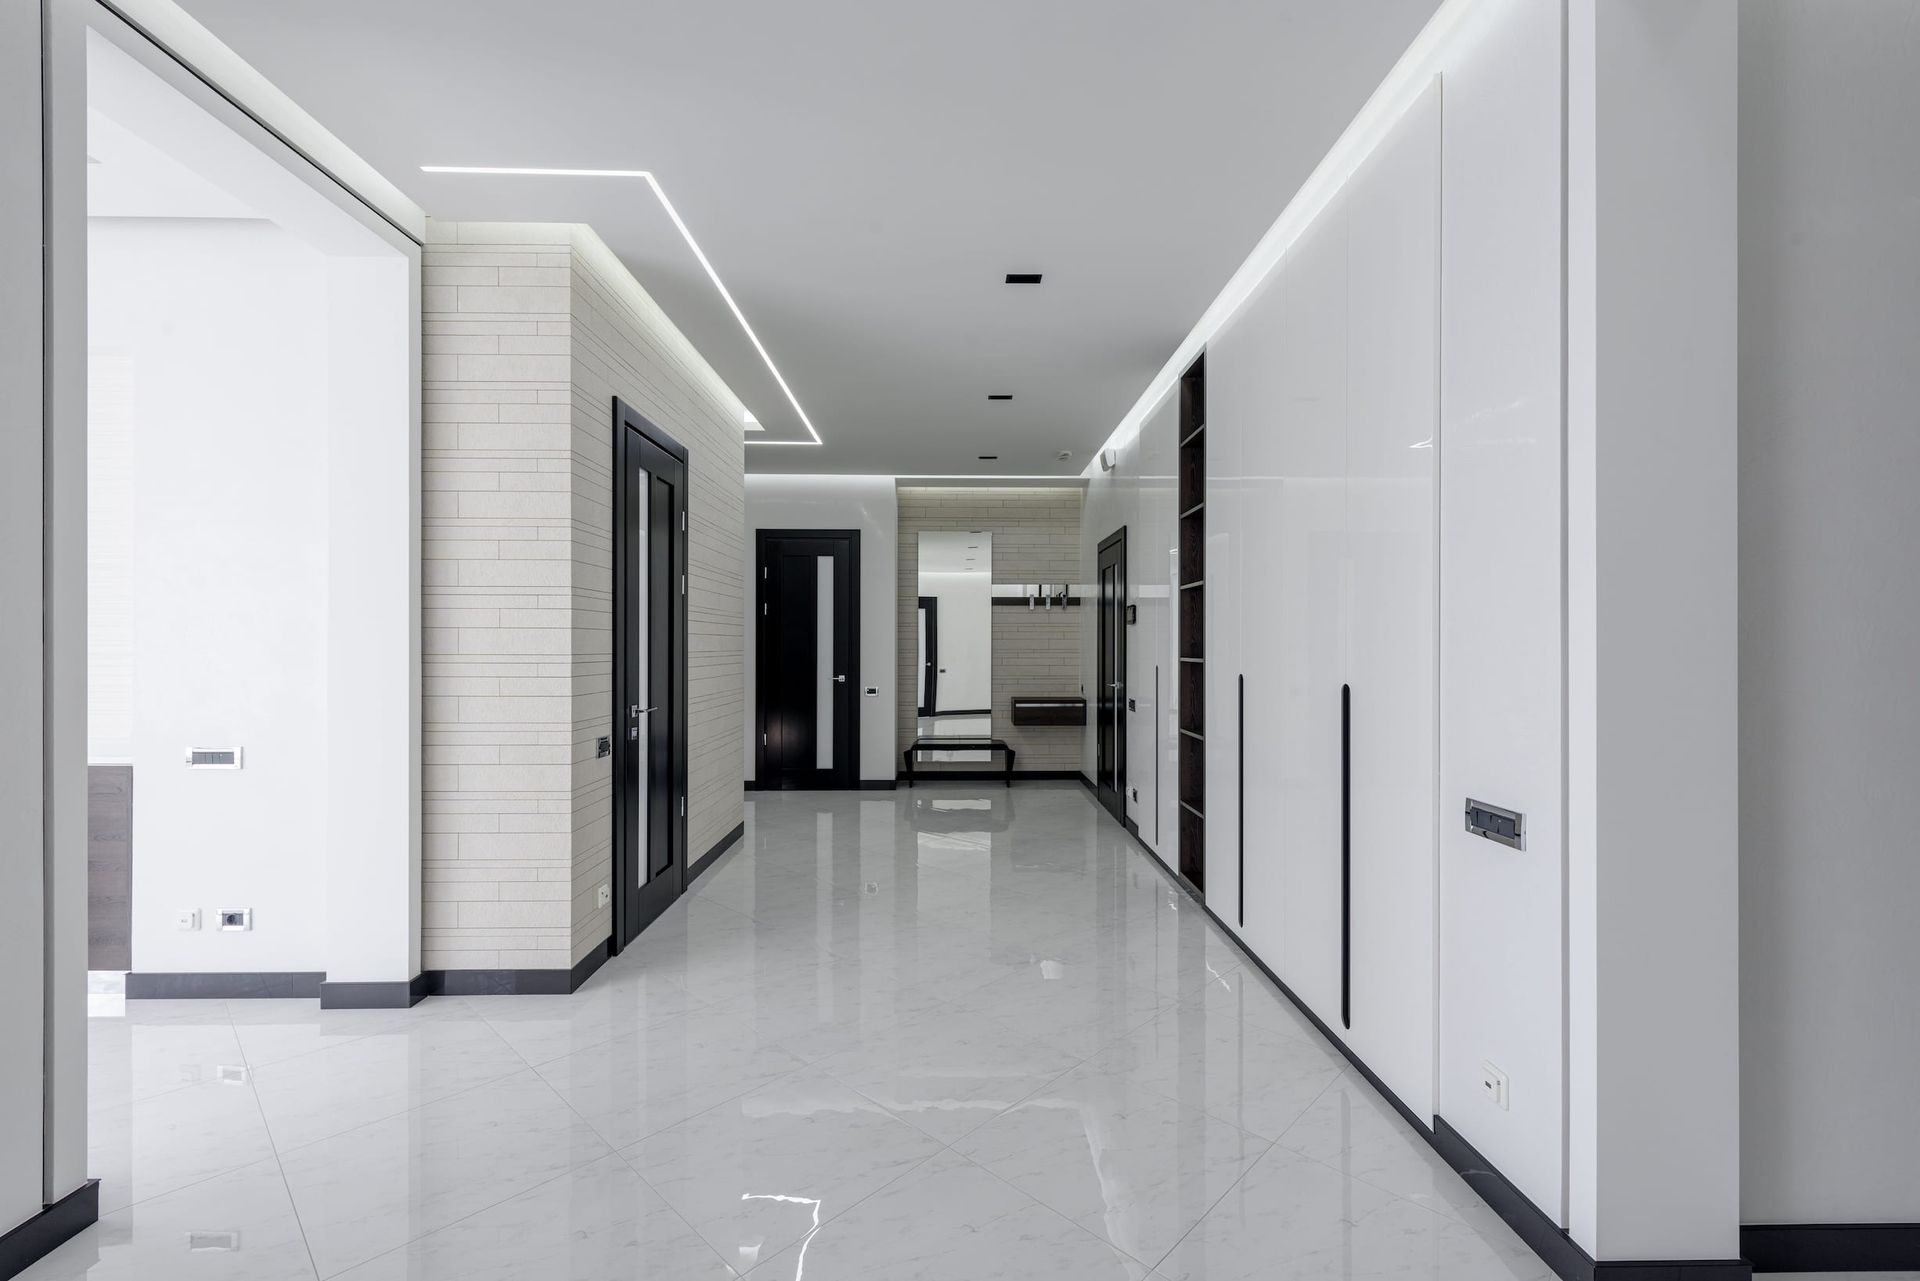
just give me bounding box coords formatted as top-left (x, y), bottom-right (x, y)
top-left (1177, 353), bottom-right (1206, 892)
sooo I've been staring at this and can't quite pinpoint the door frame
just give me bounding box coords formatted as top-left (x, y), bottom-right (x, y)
top-left (754, 528), bottom-right (861, 789)
top-left (917, 595), bottom-right (939, 716)
top-left (611, 398), bottom-right (689, 954)
top-left (1096, 526), bottom-right (1128, 823)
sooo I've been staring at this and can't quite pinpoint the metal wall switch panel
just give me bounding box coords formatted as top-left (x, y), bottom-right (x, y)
top-left (1465, 798), bottom-right (1524, 849)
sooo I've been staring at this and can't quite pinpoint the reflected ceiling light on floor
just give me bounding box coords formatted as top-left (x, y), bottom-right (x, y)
top-left (419, 165), bottom-right (820, 446)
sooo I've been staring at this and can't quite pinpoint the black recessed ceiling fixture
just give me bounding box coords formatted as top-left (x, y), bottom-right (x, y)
top-left (1005, 273), bottom-right (1042, 285)
top-left (987, 394), bottom-right (1013, 401)
top-left (978, 455), bottom-right (998, 461)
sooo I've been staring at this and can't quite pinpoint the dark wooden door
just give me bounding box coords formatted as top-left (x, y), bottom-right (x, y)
top-left (613, 401), bottom-right (688, 952)
top-left (917, 595), bottom-right (938, 715)
top-left (757, 530), bottom-right (860, 789)
top-left (1096, 527), bottom-right (1127, 822)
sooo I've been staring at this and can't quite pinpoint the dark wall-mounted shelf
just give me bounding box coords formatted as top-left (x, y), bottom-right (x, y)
top-left (1177, 353), bottom-right (1207, 893)
top-left (1010, 696), bottom-right (1086, 727)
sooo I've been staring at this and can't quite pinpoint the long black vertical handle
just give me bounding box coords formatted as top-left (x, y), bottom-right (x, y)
top-left (1341, 683), bottom-right (1351, 1030)
top-left (1238, 674), bottom-right (1246, 926)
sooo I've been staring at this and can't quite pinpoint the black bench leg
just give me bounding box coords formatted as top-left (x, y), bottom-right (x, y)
top-left (903, 748), bottom-right (914, 789)
top-left (1005, 747), bottom-right (1015, 788)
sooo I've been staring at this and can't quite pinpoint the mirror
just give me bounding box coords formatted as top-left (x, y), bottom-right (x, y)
top-left (916, 531), bottom-right (993, 752)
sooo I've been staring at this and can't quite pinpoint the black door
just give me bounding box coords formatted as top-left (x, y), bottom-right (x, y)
top-left (612, 400), bottom-right (688, 952)
top-left (917, 595), bottom-right (939, 716)
top-left (1096, 527), bottom-right (1128, 822)
top-left (757, 530), bottom-right (860, 789)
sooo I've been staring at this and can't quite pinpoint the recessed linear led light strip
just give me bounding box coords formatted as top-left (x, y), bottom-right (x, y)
top-left (420, 165), bottom-right (818, 446)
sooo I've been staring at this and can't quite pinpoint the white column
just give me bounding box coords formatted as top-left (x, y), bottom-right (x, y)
top-left (324, 254), bottom-right (422, 987)
top-left (1566, 0), bottom-right (1741, 1261)
top-left (0, 0), bottom-right (51, 1232)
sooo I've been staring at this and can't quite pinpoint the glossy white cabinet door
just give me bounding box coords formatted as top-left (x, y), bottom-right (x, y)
top-left (1208, 265), bottom-right (1282, 961)
top-left (1272, 206), bottom-right (1349, 1030)
top-left (1342, 80), bottom-right (1440, 1118)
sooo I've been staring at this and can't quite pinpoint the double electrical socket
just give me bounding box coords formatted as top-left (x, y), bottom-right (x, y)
top-left (176, 908), bottom-right (252, 931)
top-left (596, 883), bottom-right (612, 909)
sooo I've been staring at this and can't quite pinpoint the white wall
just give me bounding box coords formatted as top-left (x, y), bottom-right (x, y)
top-left (78, 22), bottom-right (419, 989)
top-left (743, 474), bottom-right (898, 784)
top-left (1432, 0), bottom-right (1568, 1221)
top-left (1737, 0), bottom-right (1920, 1228)
top-left (1080, 390), bottom-right (1178, 849)
top-left (2, 0), bottom-right (50, 1236)
top-left (1566, 1), bottom-right (1741, 1260)
top-left (917, 570), bottom-right (992, 714)
top-left (91, 217), bottom-right (333, 974)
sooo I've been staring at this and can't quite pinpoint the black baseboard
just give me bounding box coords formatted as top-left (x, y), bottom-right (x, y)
top-left (0, 1179), bottom-right (97, 1280)
top-left (688, 820), bottom-right (745, 884)
top-left (743, 779), bottom-right (765, 791)
top-left (927, 706), bottom-right (992, 717)
top-left (421, 938), bottom-right (612, 998)
top-left (896, 769), bottom-right (1083, 783)
top-left (1105, 814), bottom-right (1752, 1281)
top-left (319, 973), bottom-right (430, 1010)
top-left (126, 971), bottom-right (323, 1000)
top-left (1742, 1222), bottom-right (1920, 1273)
top-left (857, 779), bottom-right (898, 790)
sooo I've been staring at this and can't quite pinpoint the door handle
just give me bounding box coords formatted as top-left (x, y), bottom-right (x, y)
top-left (630, 705), bottom-right (656, 718)
top-left (833, 675), bottom-right (847, 683)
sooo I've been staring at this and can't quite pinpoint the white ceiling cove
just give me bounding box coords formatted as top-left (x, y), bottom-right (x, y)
top-left (175, 0), bottom-right (1439, 475)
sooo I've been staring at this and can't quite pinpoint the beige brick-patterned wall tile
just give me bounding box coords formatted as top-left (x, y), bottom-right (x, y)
top-left (421, 221), bottom-right (745, 972)
top-left (567, 226), bottom-right (744, 967)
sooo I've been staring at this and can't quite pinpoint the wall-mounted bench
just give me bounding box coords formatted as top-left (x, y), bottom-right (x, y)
top-left (902, 735), bottom-right (1015, 787)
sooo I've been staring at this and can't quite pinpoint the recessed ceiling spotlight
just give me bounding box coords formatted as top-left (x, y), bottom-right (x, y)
top-left (987, 394), bottom-right (1012, 402)
top-left (1005, 273), bottom-right (1042, 285)
top-left (977, 455), bottom-right (999, 461)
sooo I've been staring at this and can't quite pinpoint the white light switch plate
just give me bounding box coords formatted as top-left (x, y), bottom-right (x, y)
top-left (176, 909), bottom-right (200, 932)
top-left (1479, 1060), bottom-right (1510, 1111)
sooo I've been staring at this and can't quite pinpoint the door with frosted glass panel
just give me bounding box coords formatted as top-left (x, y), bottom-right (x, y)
top-left (756, 530), bottom-right (859, 789)
top-left (613, 401), bottom-right (687, 951)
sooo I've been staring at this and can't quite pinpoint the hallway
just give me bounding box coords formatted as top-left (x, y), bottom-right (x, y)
top-left (41, 784), bottom-right (1548, 1280)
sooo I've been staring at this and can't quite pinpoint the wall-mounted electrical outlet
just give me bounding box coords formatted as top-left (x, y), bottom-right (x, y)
top-left (596, 883), bottom-right (611, 909)
top-left (176, 909), bottom-right (200, 932)
top-left (217, 909), bottom-right (252, 932)
top-left (1479, 1060), bottom-right (1510, 1111)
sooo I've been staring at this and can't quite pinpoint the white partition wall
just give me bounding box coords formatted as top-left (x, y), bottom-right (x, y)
top-left (1084, 0), bottom-right (1744, 1267)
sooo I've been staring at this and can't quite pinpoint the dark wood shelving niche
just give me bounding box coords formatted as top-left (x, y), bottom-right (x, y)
top-left (1177, 353), bottom-right (1207, 893)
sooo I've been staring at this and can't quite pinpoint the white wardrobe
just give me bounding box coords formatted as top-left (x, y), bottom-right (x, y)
top-left (1201, 80), bottom-right (1440, 1117)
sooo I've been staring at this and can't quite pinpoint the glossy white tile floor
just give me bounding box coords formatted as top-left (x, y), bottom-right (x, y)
top-left (36, 782), bottom-right (1556, 1280)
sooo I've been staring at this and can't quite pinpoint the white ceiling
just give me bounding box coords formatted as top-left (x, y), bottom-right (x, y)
top-left (175, 0), bottom-right (1439, 475)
